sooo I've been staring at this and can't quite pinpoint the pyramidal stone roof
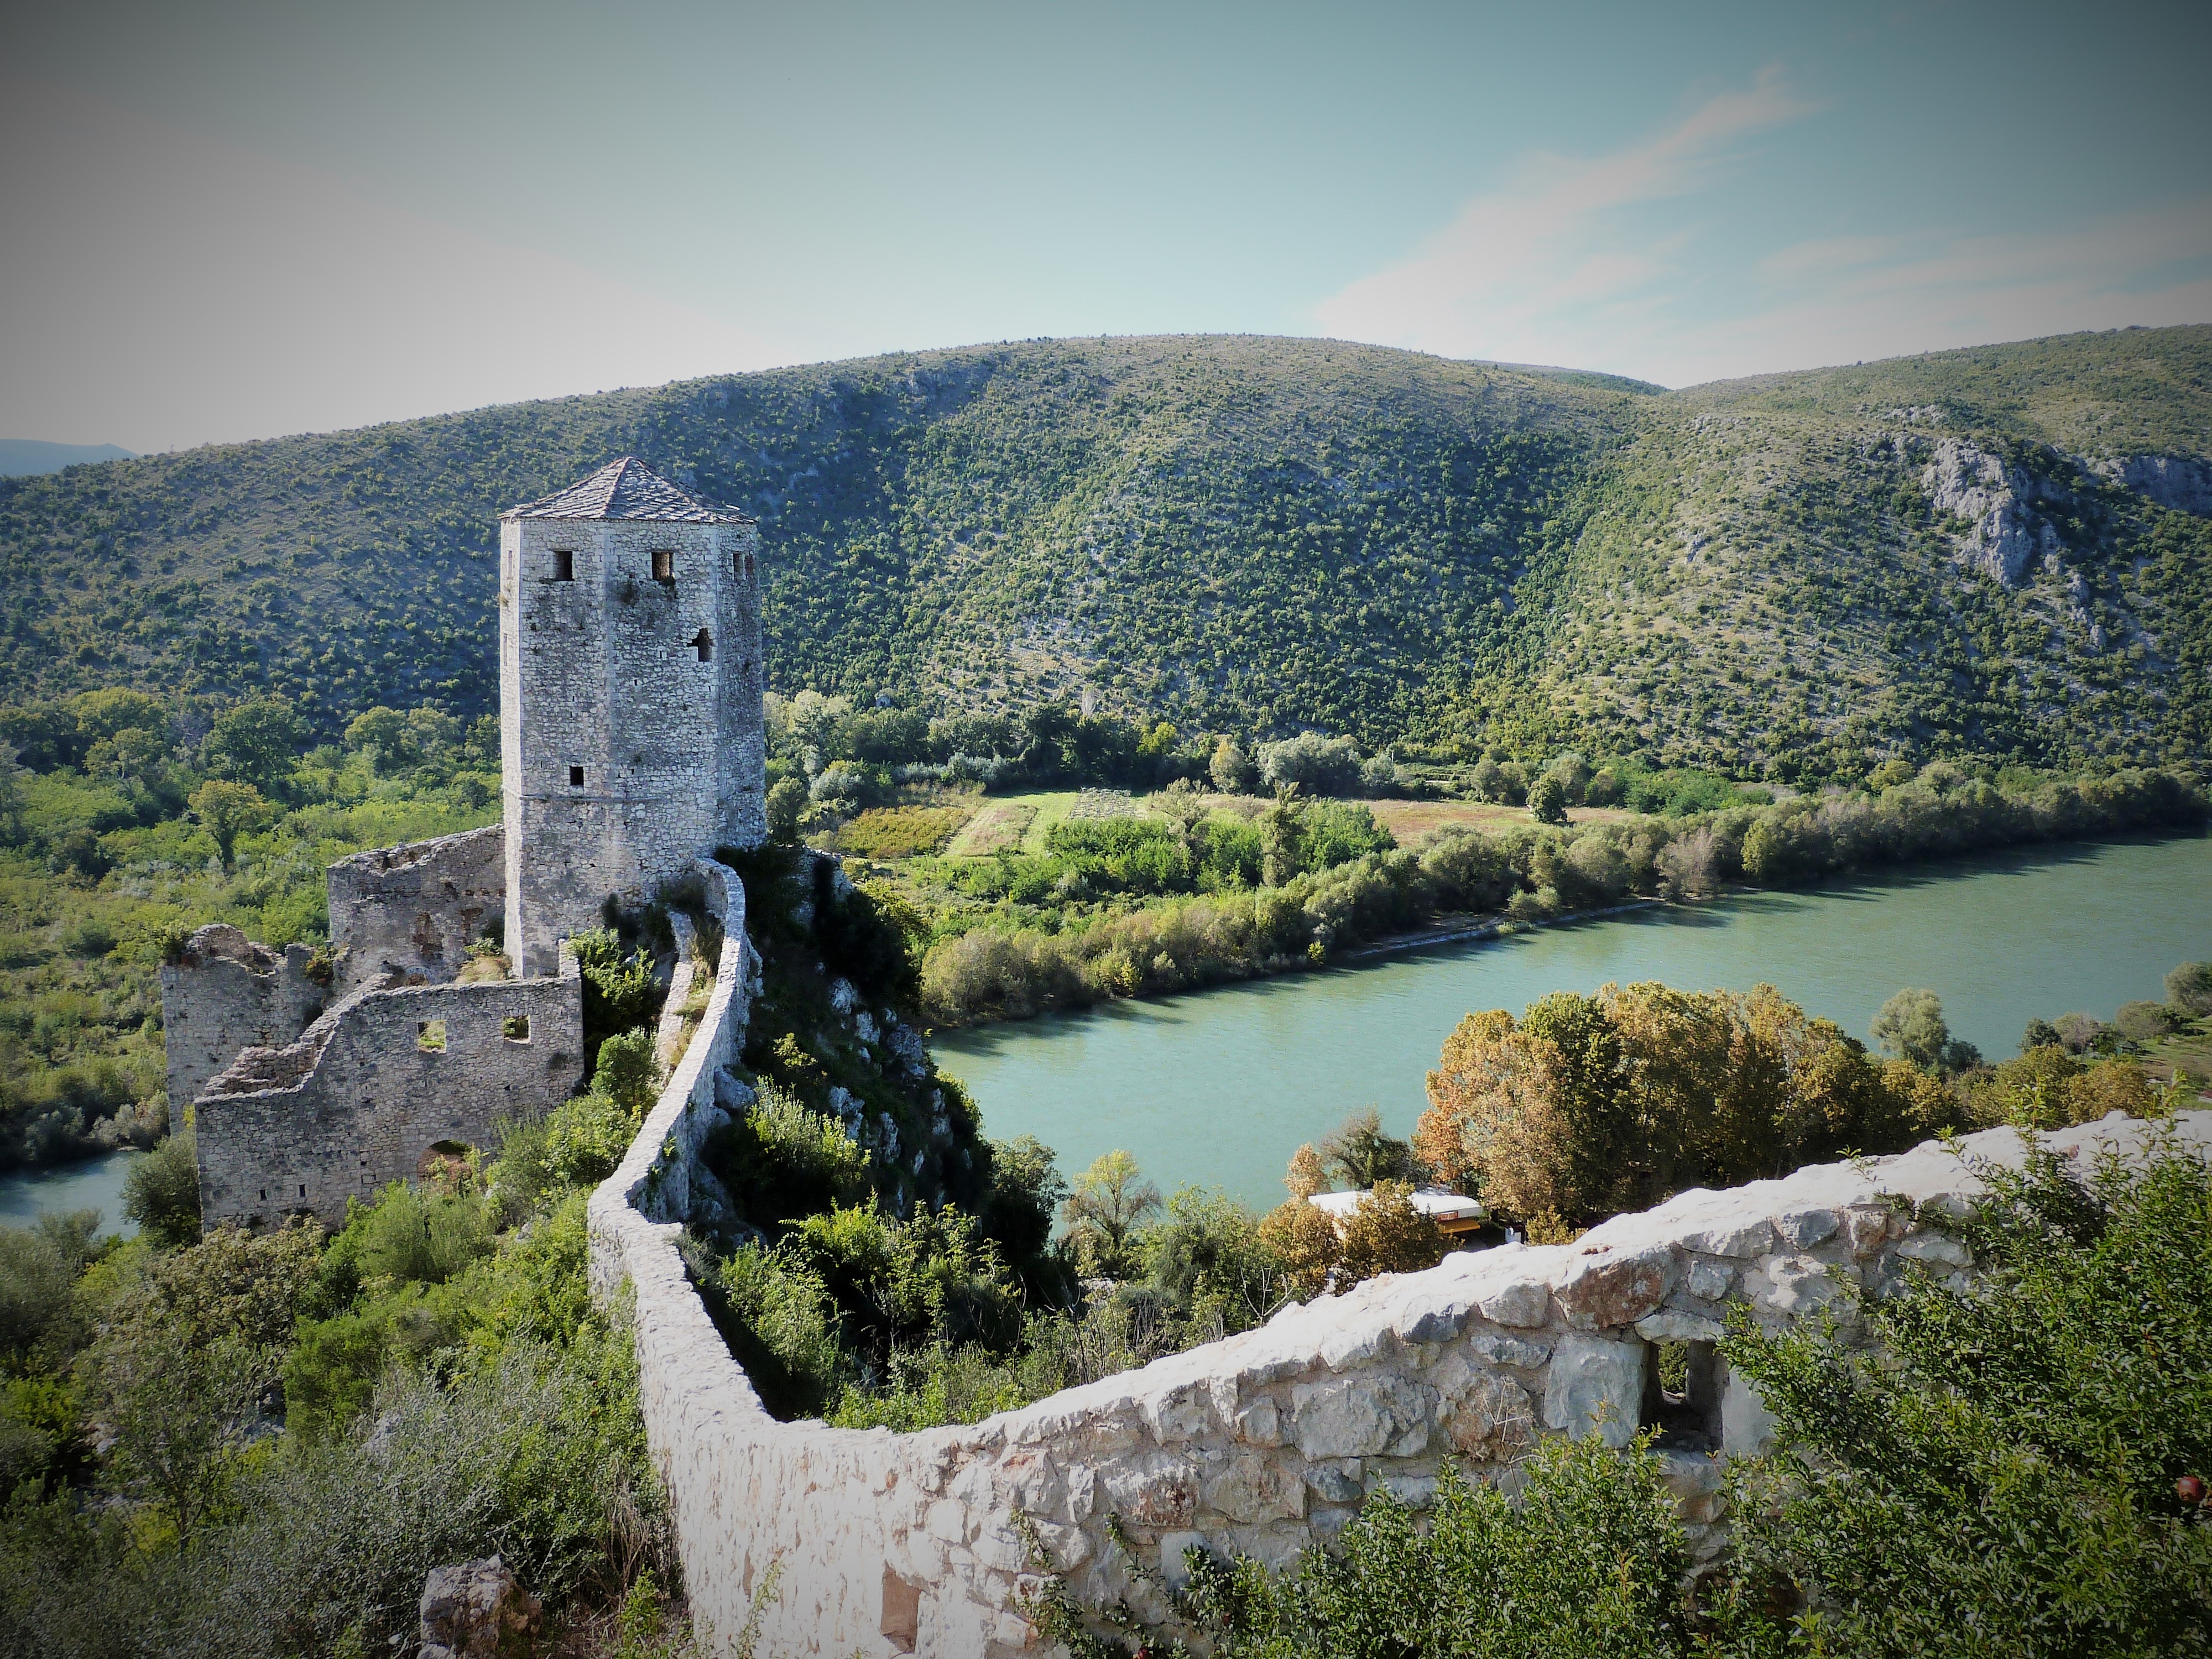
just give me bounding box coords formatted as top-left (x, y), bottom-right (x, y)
top-left (502, 457), bottom-right (753, 525)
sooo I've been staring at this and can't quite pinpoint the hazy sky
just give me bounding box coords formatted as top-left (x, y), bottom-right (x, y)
top-left (6, 0), bottom-right (2208, 453)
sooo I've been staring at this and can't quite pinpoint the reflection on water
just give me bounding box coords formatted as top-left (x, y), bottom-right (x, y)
top-left (0, 1148), bottom-right (142, 1237)
top-left (936, 834), bottom-right (2212, 1208)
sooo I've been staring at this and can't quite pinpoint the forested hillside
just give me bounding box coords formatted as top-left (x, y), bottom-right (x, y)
top-left (2, 327), bottom-right (2206, 779)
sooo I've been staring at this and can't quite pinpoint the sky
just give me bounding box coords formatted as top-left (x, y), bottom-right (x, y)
top-left (4, 0), bottom-right (2209, 455)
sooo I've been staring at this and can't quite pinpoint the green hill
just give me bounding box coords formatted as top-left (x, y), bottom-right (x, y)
top-left (1, 327), bottom-right (2205, 777)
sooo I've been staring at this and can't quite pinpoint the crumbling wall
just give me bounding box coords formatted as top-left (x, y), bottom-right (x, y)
top-left (196, 956), bottom-right (582, 1230)
top-left (326, 825), bottom-right (505, 997)
top-left (158, 924), bottom-right (326, 1131)
top-left (592, 1039), bottom-right (2211, 1657)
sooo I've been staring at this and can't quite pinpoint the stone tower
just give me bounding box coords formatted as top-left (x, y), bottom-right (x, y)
top-left (499, 458), bottom-right (765, 976)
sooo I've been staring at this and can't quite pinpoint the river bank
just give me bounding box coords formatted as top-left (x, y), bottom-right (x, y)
top-left (935, 832), bottom-right (2212, 1208)
top-left (0, 1147), bottom-right (142, 1234)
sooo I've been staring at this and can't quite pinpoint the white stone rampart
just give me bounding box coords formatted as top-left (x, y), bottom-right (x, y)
top-left (593, 959), bottom-right (2210, 1659)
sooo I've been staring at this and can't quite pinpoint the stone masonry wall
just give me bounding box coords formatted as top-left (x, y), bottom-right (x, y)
top-left (326, 825), bottom-right (505, 997)
top-left (196, 957), bottom-right (583, 1230)
top-left (500, 517), bottom-right (765, 977)
top-left (159, 924), bottom-right (326, 1131)
top-left (591, 997), bottom-right (2211, 1659)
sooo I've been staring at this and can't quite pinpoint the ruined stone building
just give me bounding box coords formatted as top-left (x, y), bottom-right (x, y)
top-left (160, 459), bottom-right (766, 1232)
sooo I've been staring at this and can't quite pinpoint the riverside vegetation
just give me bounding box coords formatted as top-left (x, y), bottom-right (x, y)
top-left (0, 671), bottom-right (2200, 1171)
top-left (2, 328), bottom-right (2208, 777)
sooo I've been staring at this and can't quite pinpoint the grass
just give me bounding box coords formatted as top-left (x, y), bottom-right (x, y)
top-left (1366, 799), bottom-right (1632, 840)
top-left (820, 802), bottom-right (976, 860)
top-left (944, 799), bottom-right (1037, 857)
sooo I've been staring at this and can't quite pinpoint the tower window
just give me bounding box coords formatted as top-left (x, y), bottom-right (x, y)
top-left (745, 552), bottom-right (755, 578)
top-left (551, 549), bottom-right (574, 581)
top-left (691, 628), bottom-right (713, 662)
top-left (651, 550), bottom-right (675, 582)
top-left (568, 765), bottom-right (585, 787)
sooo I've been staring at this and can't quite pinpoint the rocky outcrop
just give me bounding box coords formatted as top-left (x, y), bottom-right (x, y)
top-left (418, 1556), bottom-right (541, 1659)
top-left (2091, 453), bottom-right (2212, 517)
top-left (1921, 439), bottom-right (2063, 586)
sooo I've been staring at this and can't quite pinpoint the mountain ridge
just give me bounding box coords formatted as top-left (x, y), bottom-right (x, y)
top-left (1, 326), bottom-right (2205, 778)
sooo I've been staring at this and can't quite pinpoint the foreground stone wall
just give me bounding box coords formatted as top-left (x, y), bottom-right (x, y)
top-left (593, 995), bottom-right (2211, 1659)
top-left (327, 825), bottom-right (505, 997)
top-left (197, 957), bottom-right (583, 1230)
top-left (159, 924), bottom-right (327, 1130)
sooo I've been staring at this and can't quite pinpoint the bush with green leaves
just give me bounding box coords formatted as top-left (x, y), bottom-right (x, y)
top-left (1027, 1435), bottom-right (1692, 1657)
top-left (1712, 1134), bottom-right (2212, 1658)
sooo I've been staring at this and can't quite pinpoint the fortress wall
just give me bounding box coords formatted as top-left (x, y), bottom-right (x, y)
top-left (326, 825), bottom-right (506, 997)
top-left (196, 958), bottom-right (583, 1230)
top-left (158, 924), bottom-right (325, 1130)
top-left (592, 1004), bottom-right (2211, 1659)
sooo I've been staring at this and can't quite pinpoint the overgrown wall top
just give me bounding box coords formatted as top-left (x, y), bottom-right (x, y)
top-left (592, 1056), bottom-right (2211, 1657)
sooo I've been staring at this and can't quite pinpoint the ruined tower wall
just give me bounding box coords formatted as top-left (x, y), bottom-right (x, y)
top-left (326, 825), bottom-right (505, 997)
top-left (500, 517), bottom-right (764, 976)
top-left (158, 925), bottom-right (325, 1131)
top-left (195, 959), bottom-right (583, 1230)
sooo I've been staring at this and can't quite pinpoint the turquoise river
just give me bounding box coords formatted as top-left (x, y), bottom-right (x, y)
top-left (934, 834), bottom-right (2212, 1211)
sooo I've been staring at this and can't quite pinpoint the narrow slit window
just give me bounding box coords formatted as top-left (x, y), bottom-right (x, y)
top-left (568, 765), bottom-right (585, 787)
top-left (299, 1184), bottom-right (307, 1198)
top-left (691, 627), bottom-right (713, 662)
top-left (551, 549), bottom-right (574, 581)
top-left (651, 549), bottom-right (674, 582)
top-left (744, 552), bottom-right (755, 578)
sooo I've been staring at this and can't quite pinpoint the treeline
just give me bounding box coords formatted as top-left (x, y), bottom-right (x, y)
top-left (918, 762), bottom-right (2207, 1027)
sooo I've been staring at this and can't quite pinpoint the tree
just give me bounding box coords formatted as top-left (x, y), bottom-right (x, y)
top-left (764, 775), bottom-right (810, 841)
top-left (343, 705), bottom-right (407, 770)
top-left (1317, 1107), bottom-right (1414, 1189)
top-left (1526, 773), bottom-right (1569, 825)
top-left (1060, 1150), bottom-right (1161, 1275)
top-left (1282, 1142), bottom-right (1327, 1200)
top-left (1209, 737), bottom-right (1258, 795)
top-left (1258, 732), bottom-right (1362, 797)
top-left (201, 696), bottom-right (306, 795)
top-left (2164, 961), bottom-right (2212, 1018)
top-left (124, 1126), bottom-right (203, 1247)
top-left (189, 779), bottom-right (273, 870)
top-left (1336, 1181), bottom-right (1449, 1285)
top-left (1870, 986), bottom-right (1979, 1074)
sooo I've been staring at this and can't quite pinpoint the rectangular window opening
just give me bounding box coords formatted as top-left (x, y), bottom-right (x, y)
top-left (651, 549), bottom-right (674, 582)
top-left (417, 1018), bottom-right (447, 1052)
top-left (1641, 1338), bottom-right (1723, 1452)
top-left (568, 765), bottom-right (585, 787)
top-left (551, 549), bottom-right (574, 581)
top-left (299, 1184), bottom-right (307, 1198)
top-left (502, 1014), bottom-right (531, 1043)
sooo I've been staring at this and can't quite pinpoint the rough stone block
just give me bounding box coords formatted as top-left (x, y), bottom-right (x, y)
top-left (1773, 1208), bottom-right (1840, 1248)
top-left (1475, 1280), bottom-right (1552, 1328)
top-left (1543, 1333), bottom-right (1643, 1448)
top-left (1557, 1244), bottom-right (1678, 1329)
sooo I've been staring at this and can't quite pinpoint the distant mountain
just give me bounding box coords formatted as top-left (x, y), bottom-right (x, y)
top-left (0, 328), bottom-right (2204, 779)
top-left (0, 440), bottom-right (135, 478)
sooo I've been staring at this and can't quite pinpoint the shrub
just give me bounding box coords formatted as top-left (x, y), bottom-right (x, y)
top-left (1714, 1135), bottom-right (2212, 1657)
top-left (2115, 998), bottom-right (2177, 1041)
top-left (706, 1088), bottom-right (874, 1229)
top-left (123, 1128), bottom-right (202, 1247)
top-left (1258, 732), bottom-right (1363, 796)
top-left (1031, 1436), bottom-right (1691, 1656)
top-left (688, 1239), bottom-right (846, 1419)
top-left (2164, 960), bottom-right (2212, 1018)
